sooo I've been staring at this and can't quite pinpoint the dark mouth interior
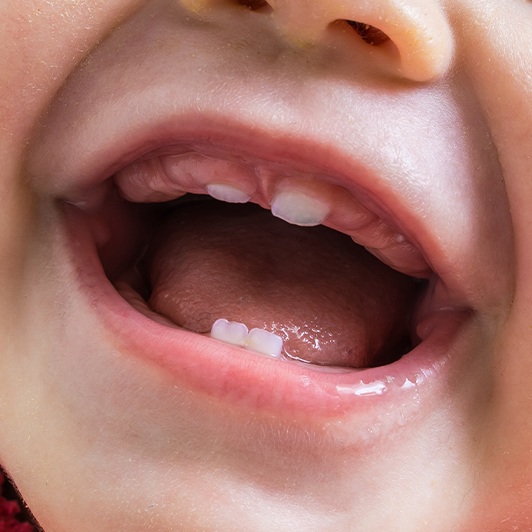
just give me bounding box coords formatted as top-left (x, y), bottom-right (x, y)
top-left (92, 181), bottom-right (428, 370)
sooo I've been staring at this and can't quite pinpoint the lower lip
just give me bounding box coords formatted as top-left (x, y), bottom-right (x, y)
top-left (61, 203), bottom-right (472, 424)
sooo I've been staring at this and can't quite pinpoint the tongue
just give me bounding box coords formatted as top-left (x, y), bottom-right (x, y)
top-left (146, 200), bottom-right (417, 368)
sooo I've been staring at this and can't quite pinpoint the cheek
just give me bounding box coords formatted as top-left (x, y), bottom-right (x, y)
top-left (453, 2), bottom-right (532, 265)
top-left (466, 467), bottom-right (532, 529)
top-left (0, 1), bottom-right (142, 129)
top-left (450, 2), bottom-right (532, 525)
top-left (0, 0), bottom-right (146, 348)
top-left (0, 0), bottom-right (151, 417)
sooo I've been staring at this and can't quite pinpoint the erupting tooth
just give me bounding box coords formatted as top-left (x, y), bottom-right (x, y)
top-left (206, 183), bottom-right (251, 204)
top-left (271, 191), bottom-right (329, 227)
top-left (246, 328), bottom-right (283, 358)
top-left (66, 181), bottom-right (111, 212)
top-left (210, 318), bottom-right (248, 346)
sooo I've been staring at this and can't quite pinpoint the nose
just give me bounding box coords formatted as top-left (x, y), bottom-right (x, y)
top-left (271, 0), bottom-right (454, 82)
top-left (182, 0), bottom-right (454, 82)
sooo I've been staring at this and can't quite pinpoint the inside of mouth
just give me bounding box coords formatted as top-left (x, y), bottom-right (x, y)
top-left (89, 176), bottom-right (428, 370)
top-left (77, 136), bottom-right (439, 371)
top-left (146, 199), bottom-right (419, 367)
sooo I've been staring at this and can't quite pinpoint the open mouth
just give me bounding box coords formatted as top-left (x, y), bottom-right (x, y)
top-left (55, 122), bottom-right (473, 423)
top-left (22, 0), bottom-right (507, 432)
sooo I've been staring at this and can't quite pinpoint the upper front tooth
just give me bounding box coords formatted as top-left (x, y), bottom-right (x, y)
top-left (210, 318), bottom-right (248, 346)
top-left (206, 183), bottom-right (251, 204)
top-left (271, 191), bottom-right (329, 227)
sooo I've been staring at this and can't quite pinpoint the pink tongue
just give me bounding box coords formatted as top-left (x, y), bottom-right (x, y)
top-left (146, 201), bottom-right (417, 367)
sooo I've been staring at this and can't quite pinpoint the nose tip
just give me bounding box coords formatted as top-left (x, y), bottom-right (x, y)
top-left (268, 0), bottom-right (454, 82)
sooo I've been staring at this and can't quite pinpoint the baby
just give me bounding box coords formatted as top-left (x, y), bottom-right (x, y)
top-left (0, 0), bottom-right (530, 530)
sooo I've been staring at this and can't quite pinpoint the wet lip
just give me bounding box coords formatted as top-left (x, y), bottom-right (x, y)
top-left (55, 114), bottom-right (474, 427)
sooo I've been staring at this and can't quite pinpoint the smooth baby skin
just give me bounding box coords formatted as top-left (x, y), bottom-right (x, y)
top-left (0, 0), bottom-right (531, 530)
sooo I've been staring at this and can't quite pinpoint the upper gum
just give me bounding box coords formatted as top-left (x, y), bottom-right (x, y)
top-left (114, 150), bottom-right (431, 277)
top-left (164, 152), bottom-right (258, 197)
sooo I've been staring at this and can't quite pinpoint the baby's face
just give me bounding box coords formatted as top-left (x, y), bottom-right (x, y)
top-left (1, 0), bottom-right (531, 529)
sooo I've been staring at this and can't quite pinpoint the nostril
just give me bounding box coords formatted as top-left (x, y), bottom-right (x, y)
top-left (265, 2), bottom-right (454, 82)
top-left (346, 20), bottom-right (390, 46)
top-left (237, 0), bottom-right (271, 11)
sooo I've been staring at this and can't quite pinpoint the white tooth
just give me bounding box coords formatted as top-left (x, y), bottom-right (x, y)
top-left (210, 318), bottom-right (248, 346)
top-left (246, 328), bottom-right (283, 358)
top-left (271, 191), bottom-right (329, 227)
top-left (206, 183), bottom-right (251, 204)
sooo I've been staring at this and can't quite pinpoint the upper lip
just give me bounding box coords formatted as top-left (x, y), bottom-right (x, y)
top-left (31, 108), bottom-right (484, 312)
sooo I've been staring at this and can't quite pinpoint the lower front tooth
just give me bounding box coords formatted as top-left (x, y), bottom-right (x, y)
top-left (210, 318), bottom-right (249, 346)
top-left (210, 319), bottom-right (283, 358)
top-left (271, 191), bottom-right (329, 227)
top-left (246, 328), bottom-right (283, 358)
